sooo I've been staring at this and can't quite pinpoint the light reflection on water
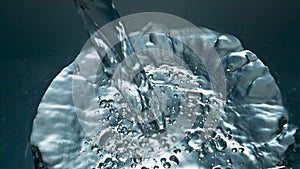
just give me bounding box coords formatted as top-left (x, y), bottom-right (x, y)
top-left (30, 0), bottom-right (299, 168)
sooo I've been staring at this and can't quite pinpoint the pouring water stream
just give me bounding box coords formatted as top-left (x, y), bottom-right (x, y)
top-left (74, 0), bottom-right (152, 116)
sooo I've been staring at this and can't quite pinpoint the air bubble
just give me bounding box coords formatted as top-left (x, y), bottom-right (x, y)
top-left (188, 135), bottom-right (203, 150)
top-left (163, 162), bottom-right (171, 168)
top-left (169, 155), bottom-right (179, 165)
top-left (173, 148), bottom-right (181, 154)
top-left (133, 157), bottom-right (142, 163)
top-left (214, 137), bottom-right (227, 151)
top-left (100, 100), bottom-right (109, 108)
top-left (116, 154), bottom-right (128, 163)
top-left (227, 159), bottom-right (232, 165)
top-left (160, 158), bottom-right (166, 163)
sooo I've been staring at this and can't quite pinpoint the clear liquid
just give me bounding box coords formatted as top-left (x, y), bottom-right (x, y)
top-left (75, 0), bottom-right (152, 114)
top-left (30, 1), bottom-right (299, 169)
top-left (78, 31), bottom-right (298, 168)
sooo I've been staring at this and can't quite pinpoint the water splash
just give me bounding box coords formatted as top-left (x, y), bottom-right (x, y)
top-left (30, 1), bottom-right (299, 169)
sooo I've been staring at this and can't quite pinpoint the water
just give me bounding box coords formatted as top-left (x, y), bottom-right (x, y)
top-left (74, 0), bottom-right (152, 114)
top-left (30, 0), bottom-right (299, 168)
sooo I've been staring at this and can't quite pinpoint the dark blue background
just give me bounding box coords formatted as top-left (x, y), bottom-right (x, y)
top-left (0, 0), bottom-right (299, 168)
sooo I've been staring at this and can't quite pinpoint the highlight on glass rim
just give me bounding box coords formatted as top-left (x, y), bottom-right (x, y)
top-left (29, 0), bottom-right (300, 168)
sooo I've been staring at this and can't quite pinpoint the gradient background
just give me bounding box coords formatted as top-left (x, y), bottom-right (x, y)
top-left (0, 0), bottom-right (299, 168)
